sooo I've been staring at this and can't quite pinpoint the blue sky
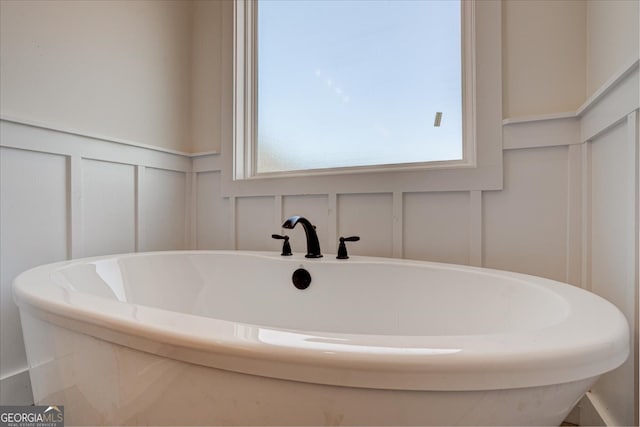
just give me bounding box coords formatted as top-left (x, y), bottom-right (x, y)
top-left (257, 0), bottom-right (462, 172)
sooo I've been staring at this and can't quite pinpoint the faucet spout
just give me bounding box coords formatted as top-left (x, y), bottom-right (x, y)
top-left (282, 216), bottom-right (323, 258)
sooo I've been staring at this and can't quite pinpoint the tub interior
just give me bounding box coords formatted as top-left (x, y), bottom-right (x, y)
top-left (51, 252), bottom-right (570, 336)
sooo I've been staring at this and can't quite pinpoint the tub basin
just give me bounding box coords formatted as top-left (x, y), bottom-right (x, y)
top-left (13, 251), bottom-right (629, 425)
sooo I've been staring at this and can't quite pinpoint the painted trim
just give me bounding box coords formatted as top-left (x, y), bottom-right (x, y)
top-left (580, 66), bottom-right (639, 143)
top-left (392, 192), bottom-right (403, 259)
top-left (636, 110), bottom-right (640, 427)
top-left (191, 150), bottom-right (220, 158)
top-left (1, 120), bottom-right (193, 261)
top-left (0, 120), bottom-right (192, 173)
top-left (566, 144), bottom-right (582, 287)
top-left (503, 115), bottom-right (580, 150)
top-left (503, 57), bottom-right (639, 128)
top-left (502, 111), bottom-right (577, 126)
top-left (0, 115), bottom-right (200, 157)
top-left (629, 110), bottom-right (640, 427)
top-left (230, 196), bottom-right (237, 250)
top-left (233, 1), bottom-right (477, 181)
top-left (469, 190), bottom-right (482, 267)
top-left (580, 391), bottom-right (619, 426)
top-left (184, 172), bottom-right (193, 250)
top-left (69, 155), bottom-right (83, 259)
top-left (193, 153), bottom-right (222, 173)
top-left (189, 172), bottom-right (198, 250)
top-left (223, 0), bottom-right (503, 196)
top-left (0, 115), bottom-right (224, 158)
top-left (135, 165), bottom-right (145, 253)
top-left (577, 57), bottom-right (640, 117)
top-left (581, 141), bottom-right (592, 293)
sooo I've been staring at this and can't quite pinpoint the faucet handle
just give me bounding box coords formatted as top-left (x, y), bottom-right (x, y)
top-left (337, 236), bottom-right (360, 259)
top-left (272, 234), bottom-right (292, 256)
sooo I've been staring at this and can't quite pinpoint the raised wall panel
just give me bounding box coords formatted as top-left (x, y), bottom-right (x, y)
top-left (403, 192), bottom-right (470, 264)
top-left (0, 147), bottom-right (68, 388)
top-left (236, 196), bottom-right (275, 250)
top-left (589, 121), bottom-right (635, 426)
top-left (282, 195), bottom-right (329, 256)
top-left (196, 172), bottom-right (230, 249)
top-left (82, 159), bottom-right (135, 257)
top-left (338, 193), bottom-right (393, 258)
top-left (141, 167), bottom-right (186, 251)
top-left (0, 119), bottom-right (192, 405)
top-left (483, 146), bottom-right (569, 282)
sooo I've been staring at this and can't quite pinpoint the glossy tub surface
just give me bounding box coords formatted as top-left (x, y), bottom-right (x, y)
top-left (14, 251), bottom-right (629, 425)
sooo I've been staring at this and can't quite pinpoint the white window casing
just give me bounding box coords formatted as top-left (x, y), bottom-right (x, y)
top-left (228, 0), bottom-right (502, 196)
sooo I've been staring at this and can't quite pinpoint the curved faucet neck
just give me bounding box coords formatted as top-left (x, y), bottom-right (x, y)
top-left (282, 216), bottom-right (323, 258)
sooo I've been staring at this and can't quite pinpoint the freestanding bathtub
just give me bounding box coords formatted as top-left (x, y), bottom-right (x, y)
top-left (14, 251), bottom-right (628, 426)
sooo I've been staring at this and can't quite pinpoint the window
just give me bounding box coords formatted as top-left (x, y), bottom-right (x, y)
top-left (256, 0), bottom-right (464, 174)
top-left (231, 0), bottom-right (502, 193)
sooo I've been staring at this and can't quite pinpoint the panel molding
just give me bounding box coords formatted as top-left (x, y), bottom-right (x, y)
top-left (392, 192), bottom-right (403, 259)
top-left (503, 58), bottom-right (639, 148)
top-left (579, 102), bottom-right (638, 426)
top-left (629, 110), bottom-right (640, 427)
top-left (0, 114), bottom-right (200, 158)
top-left (0, 119), bottom-right (193, 261)
top-left (135, 165), bottom-right (145, 252)
top-left (469, 190), bottom-right (482, 267)
top-left (68, 155), bottom-right (83, 259)
top-left (0, 119), bottom-right (192, 173)
top-left (566, 144), bottom-right (583, 286)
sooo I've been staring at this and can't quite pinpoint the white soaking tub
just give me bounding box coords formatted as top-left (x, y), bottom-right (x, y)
top-left (13, 251), bottom-right (629, 426)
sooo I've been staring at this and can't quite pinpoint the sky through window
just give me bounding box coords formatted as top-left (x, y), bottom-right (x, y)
top-left (257, 0), bottom-right (462, 173)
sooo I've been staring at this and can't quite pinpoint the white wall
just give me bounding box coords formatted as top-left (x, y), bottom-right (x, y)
top-left (0, 0), bottom-right (193, 152)
top-left (502, 0), bottom-right (586, 117)
top-left (191, 0), bottom-right (224, 154)
top-left (587, 0), bottom-right (640, 96)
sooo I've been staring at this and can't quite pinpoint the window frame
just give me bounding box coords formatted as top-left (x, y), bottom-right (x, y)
top-left (227, 0), bottom-right (502, 196)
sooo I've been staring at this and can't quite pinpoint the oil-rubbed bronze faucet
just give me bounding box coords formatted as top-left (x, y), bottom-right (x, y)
top-left (336, 236), bottom-right (360, 259)
top-left (282, 215), bottom-right (322, 258)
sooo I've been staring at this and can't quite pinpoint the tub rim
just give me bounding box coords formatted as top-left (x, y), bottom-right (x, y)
top-left (13, 250), bottom-right (630, 391)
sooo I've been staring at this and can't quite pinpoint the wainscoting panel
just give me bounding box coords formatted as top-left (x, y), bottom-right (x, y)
top-left (235, 196), bottom-right (276, 251)
top-left (588, 117), bottom-right (636, 426)
top-left (337, 193), bottom-right (393, 258)
top-left (195, 171), bottom-right (230, 250)
top-left (82, 158), bottom-right (136, 257)
top-left (403, 192), bottom-right (470, 265)
top-left (141, 167), bottom-right (187, 251)
top-left (0, 147), bottom-right (68, 388)
top-left (483, 146), bottom-right (569, 282)
top-left (0, 119), bottom-right (193, 404)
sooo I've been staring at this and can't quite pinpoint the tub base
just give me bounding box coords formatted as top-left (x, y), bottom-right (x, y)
top-left (23, 313), bottom-right (595, 426)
